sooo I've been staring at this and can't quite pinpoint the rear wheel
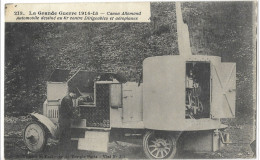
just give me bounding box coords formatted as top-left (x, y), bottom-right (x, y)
top-left (23, 122), bottom-right (47, 152)
top-left (143, 131), bottom-right (177, 159)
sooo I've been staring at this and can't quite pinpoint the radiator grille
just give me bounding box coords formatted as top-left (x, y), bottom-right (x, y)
top-left (46, 105), bottom-right (59, 121)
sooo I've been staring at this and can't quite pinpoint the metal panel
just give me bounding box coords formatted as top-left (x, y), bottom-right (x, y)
top-left (110, 108), bottom-right (123, 128)
top-left (110, 84), bottom-right (123, 127)
top-left (47, 82), bottom-right (68, 100)
top-left (143, 56), bottom-right (185, 130)
top-left (110, 84), bottom-right (122, 108)
top-left (122, 82), bottom-right (143, 123)
top-left (211, 63), bottom-right (236, 118)
top-left (221, 63), bottom-right (236, 118)
top-left (78, 131), bottom-right (109, 152)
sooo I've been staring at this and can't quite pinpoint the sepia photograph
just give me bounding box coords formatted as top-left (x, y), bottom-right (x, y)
top-left (3, 1), bottom-right (257, 159)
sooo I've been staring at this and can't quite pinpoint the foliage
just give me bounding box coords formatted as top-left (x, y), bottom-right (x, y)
top-left (182, 2), bottom-right (255, 118)
top-left (5, 2), bottom-right (255, 117)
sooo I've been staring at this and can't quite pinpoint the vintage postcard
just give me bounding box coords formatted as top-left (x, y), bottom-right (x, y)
top-left (2, 1), bottom-right (257, 159)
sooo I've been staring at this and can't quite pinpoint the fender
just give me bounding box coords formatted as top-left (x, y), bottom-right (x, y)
top-left (30, 113), bottom-right (58, 138)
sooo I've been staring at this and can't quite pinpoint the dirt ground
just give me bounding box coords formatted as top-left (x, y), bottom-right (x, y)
top-left (4, 116), bottom-right (255, 159)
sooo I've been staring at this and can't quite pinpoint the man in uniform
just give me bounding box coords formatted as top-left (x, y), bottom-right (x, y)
top-left (58, 91), bottom-right (77, 155)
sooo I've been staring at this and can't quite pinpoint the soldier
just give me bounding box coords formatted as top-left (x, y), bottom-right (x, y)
top-left (58, 91), bottom-right (77, 155)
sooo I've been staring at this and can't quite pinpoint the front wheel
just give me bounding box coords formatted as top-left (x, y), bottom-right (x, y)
top-left (143, 131), bottom-right (177, 159)
top-left (23, 122), bottom-right (47, 152)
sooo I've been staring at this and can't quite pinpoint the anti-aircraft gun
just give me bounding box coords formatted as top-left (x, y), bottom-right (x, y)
top-left (23, 3), bottom-right (235, 159)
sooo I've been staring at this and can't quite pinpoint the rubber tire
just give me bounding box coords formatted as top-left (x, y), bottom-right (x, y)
top-left (143, 131), bottom-right (177, 159)
top-left (23, 122), bottom-right (47, 153)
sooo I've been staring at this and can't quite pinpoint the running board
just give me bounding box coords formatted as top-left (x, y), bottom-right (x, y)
top-left (77, 131), bottom-right (110, 152)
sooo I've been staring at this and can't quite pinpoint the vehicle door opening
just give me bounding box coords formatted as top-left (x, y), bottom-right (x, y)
top-left (185, 62), bottom-right (210, 119)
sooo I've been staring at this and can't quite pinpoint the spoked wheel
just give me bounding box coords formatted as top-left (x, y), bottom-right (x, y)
top-left (23, 122), bottom-right (47, 152)
top-left (143, 131), bottom-right (177, 159)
